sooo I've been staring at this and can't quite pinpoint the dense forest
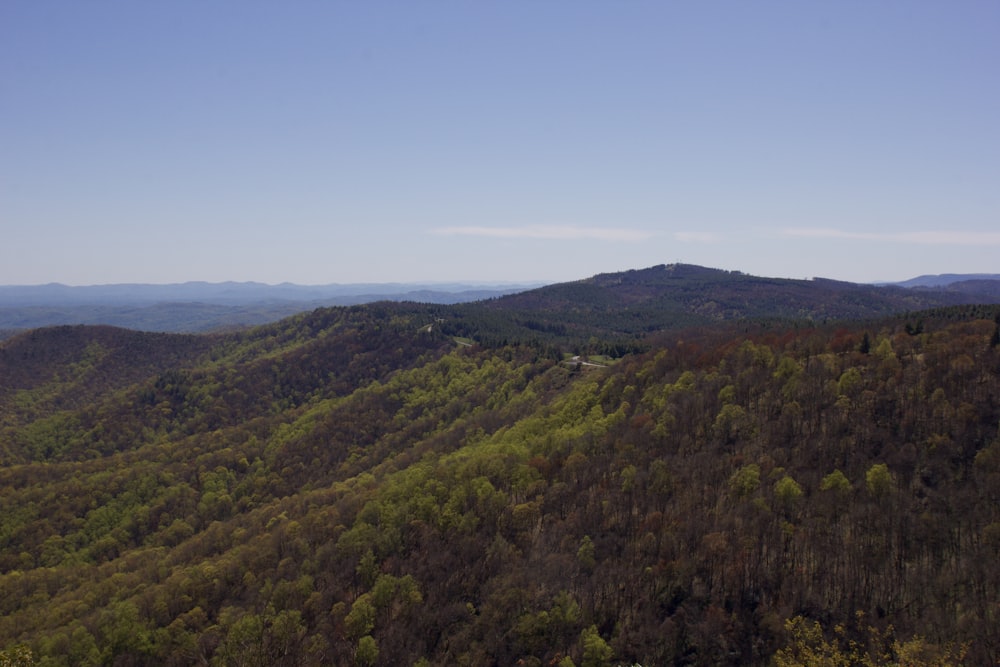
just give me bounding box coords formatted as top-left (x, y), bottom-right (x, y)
top-left (2, 268), bottom-right (1000, 665)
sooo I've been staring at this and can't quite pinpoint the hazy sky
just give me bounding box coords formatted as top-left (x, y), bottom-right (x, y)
top-left (3, 2), bottom-right (998, 286)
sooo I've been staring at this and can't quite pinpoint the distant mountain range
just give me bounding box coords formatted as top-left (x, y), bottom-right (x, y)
top-left (2, 266), bottom-right (999, 338)
top-left (0, 281), bottom-right (542, 307)
top-left (0, 281), bottom-right (542, 336)
top-left (883, 273), bottom-right (1000, 288)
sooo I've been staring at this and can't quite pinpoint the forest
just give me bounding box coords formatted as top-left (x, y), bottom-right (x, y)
top-left (1, 269), bottom-right (1000, 665)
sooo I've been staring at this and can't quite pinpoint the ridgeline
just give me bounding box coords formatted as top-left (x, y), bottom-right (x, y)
top-left (2, 265), bottom-right (1000, 665)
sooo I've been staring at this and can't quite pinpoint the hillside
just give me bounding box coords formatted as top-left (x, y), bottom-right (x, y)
top-left (445, 264), bottom-right (1000, 353)
top-left (1, 273), bottom-right (1000, 665)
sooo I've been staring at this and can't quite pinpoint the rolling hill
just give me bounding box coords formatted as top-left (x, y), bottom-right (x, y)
top-left (1, 266), bottom-right (999, 665)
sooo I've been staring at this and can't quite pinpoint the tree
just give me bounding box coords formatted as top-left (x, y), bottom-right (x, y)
top-left (356, 549), bottom-right (379, 588)
top-left (576, 536), bottom-right (596, 572)
top-left (215, 612), bottom-right (266, 667)
top-left (355, 635), bottom-right (378, 667)
top-left (774, 475), bottom-right (804, 516)
top-left (270, 610), bottom-right (306, 664)
top-left (344, 594), bottom-right (376, 640)
top-left (580, 625), bottom-right (612, 667)
top-left (729, 464), bottom-right (761, 498)
top-left (865, 463), bottom-right (893, 499)
top-left (820, 469), bottom-right (851, 495)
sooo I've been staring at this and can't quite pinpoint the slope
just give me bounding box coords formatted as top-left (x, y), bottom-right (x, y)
top-left (1, 301), bottom-right (999, 665)
top-left (446, 264), bottom-right (1000, 353)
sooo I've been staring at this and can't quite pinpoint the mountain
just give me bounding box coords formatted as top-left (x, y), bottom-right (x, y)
top-left (4, 266), bottom-right (999, 340)
top-left (0, 281), bottom-right (543, 306)
top-left (489, 264), bottom-right (1000, 320)
top-left (888, 272), bottom-right (1000, 289)
top-left (1, 267), bottom-right (1000, 665)
top-left (0, 281), bottom-right (542, 337)
top-left (441, 264), bottom-right (1000, 352)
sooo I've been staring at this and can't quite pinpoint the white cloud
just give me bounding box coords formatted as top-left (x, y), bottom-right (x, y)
top-left (429, 225), bottom-right (655, 242)
top-left (782, 228), bottom-right (1000, 245)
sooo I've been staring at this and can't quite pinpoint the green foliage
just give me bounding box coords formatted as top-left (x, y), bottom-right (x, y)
top-left (775, 614), bottom-right (967, 667)
top-left (345, 594), bottom-right (376, 639)
top-left (356, 549), bottom-right (378, 588)
top-left (579, 625), bottom-right (612, 667)
top-left (215, 612), bottom-right (265, 667)
top-left (837, 367), bottom-right (863, 397)
top-left (820, 469), bottom-right (852, 495)
top-left (865, 463), bottom-right (894, 498)
top-left (2, 299), bottom-right (1000, 665)
top-left (729, 464), bottom-right (761, 498)
top-left (774, 475), bottom-right (804, 514)
top-left (355, 635), bottom-right (378, 667)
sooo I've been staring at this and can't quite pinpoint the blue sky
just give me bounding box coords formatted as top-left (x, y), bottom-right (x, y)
top-left (3, 1), bottom-right (998, 286)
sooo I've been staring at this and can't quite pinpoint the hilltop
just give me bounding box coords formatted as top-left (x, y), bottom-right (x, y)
top-left (1, 267), bottom-right (1000, 665)
top-left (443, 264), bottom-right (1000, 352)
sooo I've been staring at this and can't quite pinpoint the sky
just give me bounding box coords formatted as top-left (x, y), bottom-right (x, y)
top-left (2, 1), bottom-right (998, 286)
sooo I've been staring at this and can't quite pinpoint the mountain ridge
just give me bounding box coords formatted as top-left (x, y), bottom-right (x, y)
top-left (3, 265), bottom-right (999, 338)
top-left (447, 264), bottom-right (1000, 351)
top-left (1, 267), bottom-right (1000, 665)
top-left (885, 272), bottom-right (1000, 288)
top-left (0, 280), bottom-right (541, 306)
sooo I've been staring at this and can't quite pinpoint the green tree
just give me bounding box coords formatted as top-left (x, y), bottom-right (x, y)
top-left (270, 610), bottom-right (306, 663)
top-left (774, 475), bottom-right (803, 514)
top-left (345, 594), bottom-right (376, 639)
top-left (865, 463), bottom-right (893, 499)
top-left (215, 612), bottom-right (265, 667)
top-left (579, 625), bottom-right (612, 667)
top-left (729, 464), bottom-right (761, 498)
top-left (356, 549), bottom-right (379, 588)
top-left (820, 469), bottom-right (851, 495)
top-left (355, 635), bottom-right (378, 667)
top-left (99, 601), bottom-right (153, 663)
top-left (576, 535), bottom-right (596, 571)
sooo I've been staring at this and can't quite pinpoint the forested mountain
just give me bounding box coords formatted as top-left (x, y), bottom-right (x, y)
top-left (2, 268), bottom-right (1000, 665)
top-left (4, 264), bottom-right (999, 340)
top-left (444, 264), bottom-right (1000, 354)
